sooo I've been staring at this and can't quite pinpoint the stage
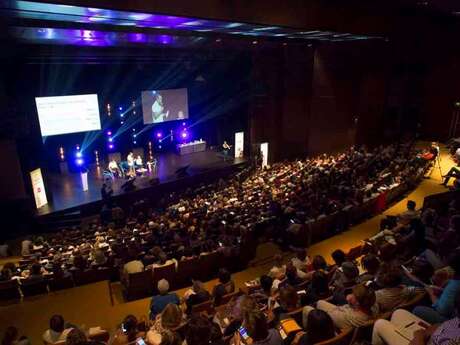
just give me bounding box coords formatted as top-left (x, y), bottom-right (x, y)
top-left (37, 149), bottom-right (246, 218)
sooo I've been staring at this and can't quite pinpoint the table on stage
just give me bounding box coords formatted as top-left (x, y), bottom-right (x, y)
top-left (177, 140), bottom-right (206, 155)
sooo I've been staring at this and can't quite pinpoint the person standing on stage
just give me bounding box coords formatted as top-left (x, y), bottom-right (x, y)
top-left (222, 141), bottom-right (232, 161)
top-left (127, 152), bottom-right (135, 176)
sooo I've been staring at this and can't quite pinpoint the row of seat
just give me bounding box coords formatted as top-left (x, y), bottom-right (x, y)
top-left (122, 249), bottom-right (250, 301)
top-left (0, 267), bottom-right (115, 303)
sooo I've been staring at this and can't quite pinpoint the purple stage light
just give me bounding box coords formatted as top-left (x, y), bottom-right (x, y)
top-left (108, 144), bottom-right (114, 149)
top-left (107, 130), bottom-right (112, 136)
top-left (181, 131), bottom-right (188, 138)
top-left (182, 122), bottom-right (186, 126)
top-left (156, 132), bottom-right (162, 138)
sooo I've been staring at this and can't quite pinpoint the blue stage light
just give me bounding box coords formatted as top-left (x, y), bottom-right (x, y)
top-left (182, 122), bottom-right (186, 126)
top-left (108, 137), bottom-right (113, 142)
top-left (133, 141), bottom-right (137, 145)
top-left (76, 158), bottom-right (84, 166)
top-left (133, 134), bottom-right (137, 138)
top-left (75, 152), bottom-right (83, 158)
top-left (132, 128), bottom-right (136, 132)
top-left (119, 106), bottom-right (122, 111)
top-left (181, 131), bottom-right (188, 138)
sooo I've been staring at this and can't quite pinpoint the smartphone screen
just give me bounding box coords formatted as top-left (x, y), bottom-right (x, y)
top-left (136, 338), bottom-right (146, 345)
top-left (238, 326), bottom-right (249, 340)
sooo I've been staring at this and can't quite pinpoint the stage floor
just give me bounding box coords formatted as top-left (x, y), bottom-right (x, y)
top-left (38, 150), bottom-right (245, 216)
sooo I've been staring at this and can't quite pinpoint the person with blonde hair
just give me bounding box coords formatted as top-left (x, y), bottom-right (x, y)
top-left (146, 304), bottom-right (184, 345)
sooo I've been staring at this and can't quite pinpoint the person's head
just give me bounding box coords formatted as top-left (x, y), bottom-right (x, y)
top-left (185, 316), bottom-right (211, 345)
top-left (243, 310), bottom-right (269, 342)
top-left (305, 310), bottom-right (335, 344)
top-left (121, 315), bottom-right (138, 342)
top-left (380, 267), bottom-right (402, 288)
top-left (66, 328), bottom-right (87, 345)
top-left (279, 285), bottom-right (298, 310)
top-left (378, 243), bottom-right (397, 263)
top-left (312, 255), bottom-right (327, 271)
top-left (296, 249), bottom-right (307, 261)
top-left (49, 314), bottom-right (65, 333)
top-left (30, 263), bottom-right (42, 276)
top-left (192, 280), bottom-right (205, 293)
top-left (407, 200), bottom-right (416, 211)
top-left (160, 330), bottom-right (182, 345)
top-left (361, 254), bottom-right (380, 275)
top-left (273, 254), bottom-right (283, 267)
top-left (158, 279), bottom-right (170, 295)
top-left (2, 327), bottom-right (18, 345)
top-left (311, 270), bottom-right (329, 295)
top-left (259, 275), bottom-right (273, 294)
top-left (218, 268), bottom-right (231, 284)
top-left (349, 284), bottom-right (376, 313)
top-left (341, 262), bottom-right (359, 281)
top-left (161, 304), bottom-right (183, 330)
top-left (331, 249), bottom-right (346, 266)
top-left (158, 252), bottom-right (168, 265)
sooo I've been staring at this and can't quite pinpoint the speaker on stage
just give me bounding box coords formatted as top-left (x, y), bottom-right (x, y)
top-left (121, 177), bottom-right (136, 192)
top-left (149, 177), bottom-right (160, 186)
top-left (175, 165), bottom-right (190, 178)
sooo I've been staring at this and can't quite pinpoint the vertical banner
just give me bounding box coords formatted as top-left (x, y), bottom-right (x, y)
top-left (260, 142), bottom-right (269, 167)
top-left (30, 168), bottom-right (48, 209)
top-left (234, 131), bottom-right (244, 158)
top-left (81, 171), bottom-right (89, 192)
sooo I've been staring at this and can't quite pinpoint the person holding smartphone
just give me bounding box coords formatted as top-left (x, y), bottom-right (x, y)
top-left (234, 310), bottom-right (282, 345)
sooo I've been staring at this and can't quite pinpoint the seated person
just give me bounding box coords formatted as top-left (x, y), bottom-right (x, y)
top-left (295, 309), bottom-right (336, 345)
top-left (42, 315), bottom-right (73, 344)
top-left (373, 292), bottom-right (460, 345)
top-left (236, 310), bottom-right (283, 345)
top-left (123, 255), bottom-right (144, 275)
top-left (108, 159), bottom-right (121, 177)
top-left (146, 304), bottom-right (183, 345)
top-left (24, 263), bottom-right (44, 283)
top-left (357, 254), bottom-right (381, 284)
top-left (304, 283), bottom-right (378, 330)
top-left (413, 251), bottom-right (460, 324)
top-left (212, 268), bottom-right (235, 305)
top-left (268, 254), bottom-right (286, 280)
top-left (112, 315), bottom-right (145, 345)
top-left (185, 280), bottom-right (211, 314)
top-left (135, 155), bottom-right (143, 168)
top-left (375, 266), bottom-right (419, 313)
top-left (304, 270), bottom-right (331, 305)
top-left (149, 279), bottom-right (180, 319)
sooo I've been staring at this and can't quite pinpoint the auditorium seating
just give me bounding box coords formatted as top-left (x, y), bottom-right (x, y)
top-left (21, 280), bottom-right (48, 297)
top-left (123, 270), bottom-right (153, 301)
top-left (0, 279), bottom-right (21, 302)
top-left (152, 263), bottom-right (176, 293)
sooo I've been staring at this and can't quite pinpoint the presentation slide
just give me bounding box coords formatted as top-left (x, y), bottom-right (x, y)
top-left (35, 94), bottom-right (101, 137)
top-left (142, 88), bottom-right (189, 124)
